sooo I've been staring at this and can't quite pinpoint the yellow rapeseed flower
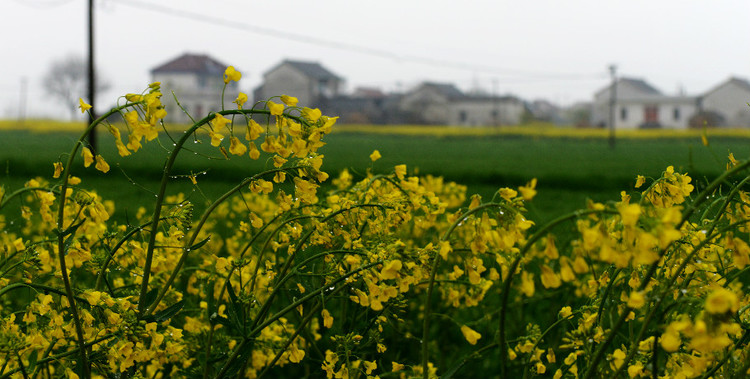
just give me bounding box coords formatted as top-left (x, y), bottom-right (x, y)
top-left (660, 331), bottom-right (681, 352)
top-left (520, 271), bottom-right (535, 297)
top-left (302, 107), bottom-right (322, 122)
top-left (13, 238), bottom-right (25, 252)
top-left (627, 291), bottom-right (646, 309)
top-left (234, 92), bottom-right (248, 108)
top-left (211, 113), bottom-right (231, 130)
top-left (519, 178), bottom-right (538, 200)
top-left (94, 155), bottom-right (110, 173)
top-left (559, 306), bottom-right (572, 318)
top-left (380, 260), bottom-right (402, 280)
top-left (78, 98), bottom-right (92, 113)
top-left (395, 164), bottom-right (407, 180)
top-left (281, 95), bottom-right (299, 107)
top-left (460, 325), bottom-right (482, 345)
top-left (369, 150), bottom-right (382, 162)
top-left (267, 100), bottom-right (285, 116)
top-left (228, 137), bottom-right (247, 156)
top-left (705, 287), bottom-right (739, 314)
top-left (53, 162), bottom-right (63, 178)
top-left (540, 266), bottom-right (561, 289)
top-left (635, 175), bottom-right (646, 188)
top-left (223, 66), bottom-right (241, 83)
top-left (82, 147), bottom-right (94, 167)
top-left (209, 131), bottom-right (224, 147)
top-left (322, 309), bottom-right (333, 328)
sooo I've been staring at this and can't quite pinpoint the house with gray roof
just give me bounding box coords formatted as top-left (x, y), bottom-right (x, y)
top-left (398, 82), bottom-right (524, 125)
top-left (699, 77), bottom-right (750, 127)
top-left (254, 60), bottom-right (343, 109)
top-left (151, 53), bottom-right (240, 124)
top-left (591, 77), bottom-right (698, 129)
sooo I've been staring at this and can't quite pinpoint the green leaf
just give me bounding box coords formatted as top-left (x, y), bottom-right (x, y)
top-left (139, 288), bottom-right (159, 312)
top-left (189, 236), bottom-right (211, 251)
top-left (206, 279), bottom-right (216, 323)
top-left (225, 281), bottom-right (245, 335)
top-left (144, 300), bottom-right (184, 323)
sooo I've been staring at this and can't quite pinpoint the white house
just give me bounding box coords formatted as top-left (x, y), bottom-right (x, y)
top-left (592, 77), bottom-right (697, 129)
top-left (253, 60), bottom-right (343, 109)
top-left (700, 77), bottom-right (750, 127)
top-left (151, 53), bottom-right (240, 124)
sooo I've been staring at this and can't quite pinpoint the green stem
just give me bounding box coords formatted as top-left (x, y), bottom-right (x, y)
top-left (138, 109), bottom-right (309, 315)
top-left (249, 204), bottom-right (386, 332)
top-left (214, 262), bottom-right (378, 378)
top-left (0, 187), bottom-right (60, 211)
top-left (583, 161), bottom-right (750, 379)
top-left (423, 202), bottom-right (519, 379)
top-left (500, 208), bottom-right (610, 377)
top-left (54, 102), bottom-right (136, 379)
top-left (143, 167), bottom-right (301, 317)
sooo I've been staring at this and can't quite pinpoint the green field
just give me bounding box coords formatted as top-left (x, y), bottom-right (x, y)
top-left (1, 128), bottom-right (748, 224)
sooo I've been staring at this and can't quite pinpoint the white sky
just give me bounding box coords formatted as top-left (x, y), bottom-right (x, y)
top-left (2, 0), bottom-right (750, 119)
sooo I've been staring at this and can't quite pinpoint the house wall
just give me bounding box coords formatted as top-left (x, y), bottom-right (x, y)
top-left (153, 72), bottom-right (239, 124)
top-left (398, 87), bottom-right (452, 124)
top-left (447, 100), bottom-right (525, 126)
top-left (614, 99), bottom-right (696, 130)
top-left (592, 81), bottom-right (660, 127)
top-left (259, 64), bottom-right (313, 106)
top-left (702, 83), bottom-right (750, 127)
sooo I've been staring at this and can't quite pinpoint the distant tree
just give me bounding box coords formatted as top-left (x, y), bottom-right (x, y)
top-left (42, 54), bottom-right (110, 120)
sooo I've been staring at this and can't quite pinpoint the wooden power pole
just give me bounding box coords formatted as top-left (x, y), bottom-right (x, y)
top-left (608, 64), bottom-right (617, 149)
top-left (87, 0), bottom-right (97, 151)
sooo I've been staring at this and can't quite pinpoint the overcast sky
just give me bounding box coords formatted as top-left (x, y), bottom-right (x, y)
top-left (2, 0), bottom-right (750, 119)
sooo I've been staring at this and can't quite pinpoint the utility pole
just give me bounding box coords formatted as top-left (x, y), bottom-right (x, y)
top-left (87, 0), bottom-right (97, 151)
top-left (19, 77), bottom-right (27, 126)
top-left (492, 78), bottom-right (499, 127)
top-left (608, 64), bottom-right (617, 149)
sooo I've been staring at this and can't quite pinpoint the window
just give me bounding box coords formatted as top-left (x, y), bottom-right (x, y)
top-left (673, 107), bottom-right (680, 120)
top-left (318, 79), bottom-right (332, 97)
top-left (620, 107), bottom-right (628, 121)
top-left (459, 111), bottom-right (468, 123)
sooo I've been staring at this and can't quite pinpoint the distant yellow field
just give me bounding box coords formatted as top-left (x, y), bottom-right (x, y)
top-left (3, 119), bottom-right (750, 139)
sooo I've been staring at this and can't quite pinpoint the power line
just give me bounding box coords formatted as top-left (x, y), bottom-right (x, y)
top-left (10, 0), bottom-right (75, 9)
top-left (106, 0), bottom-right (606, 81)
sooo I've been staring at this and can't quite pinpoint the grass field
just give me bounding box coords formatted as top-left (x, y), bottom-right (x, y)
top-left (1, 122), bottom-right (749, 225)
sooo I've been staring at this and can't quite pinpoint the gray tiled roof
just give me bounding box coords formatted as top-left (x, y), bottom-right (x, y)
top-left (619, 78), bottom-right (662, 95)
top-left (151, 53), bottom-right (229, 75)
top-left (725, 77), bottom-right (750, 92)
top-left (421, 82), bottom-right (465, 99)
top-left (281, 60), bottom-right (341, 80)
top-left (702, 77), bottom-right (750, 98)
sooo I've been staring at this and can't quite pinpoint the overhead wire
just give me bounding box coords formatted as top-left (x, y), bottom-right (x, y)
top-left (105, 0), bottom-right (607, 82)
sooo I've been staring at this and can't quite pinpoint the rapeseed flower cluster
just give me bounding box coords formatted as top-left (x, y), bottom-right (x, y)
top-left (1, 65), bottom-right (749, 378)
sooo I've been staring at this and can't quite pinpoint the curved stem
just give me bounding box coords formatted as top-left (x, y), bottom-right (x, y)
top-left (214, 262), bottom-right (379, 378)
top-left (584, 163), bottom-right (750, 378)
top-left (249, 204), bottom-right (386, 331)
top-left (499, 208), bottom-right (611, 377)
top-left (0, 187), bottom-right (60, 211)
top-left (422, 202), bottom-right (519, 379)
top-left (143, 167), bottom-right (302, 317)
top-left (55, 102), bottom-right (137, 378)
top-left (138, 108), bottom-right (310, 315)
